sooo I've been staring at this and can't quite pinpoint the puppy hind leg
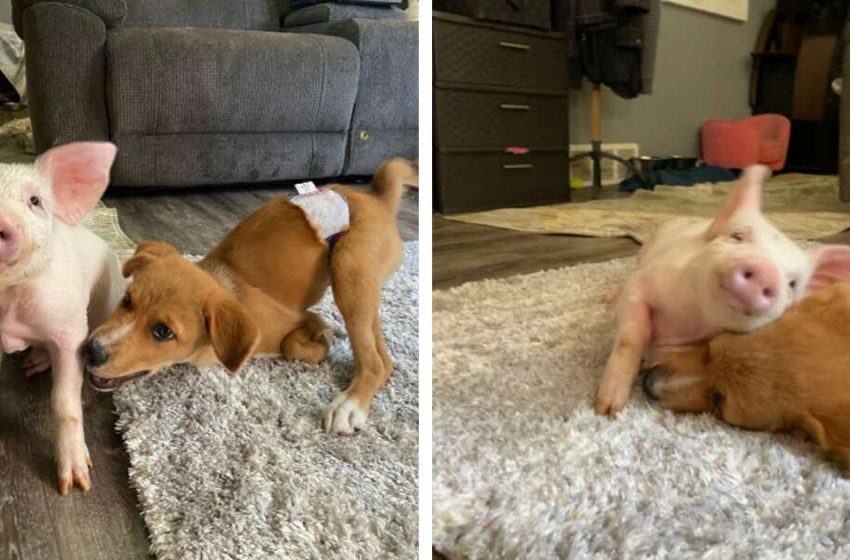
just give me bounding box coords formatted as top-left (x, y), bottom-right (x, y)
top-left (280, 311), bottom-right (332, 365)
top-left (323, 272), bottom-right (386, 435)
top-left (373, 314), bottom-right (392, 384)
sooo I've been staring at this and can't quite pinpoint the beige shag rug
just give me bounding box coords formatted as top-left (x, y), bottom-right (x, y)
top-left (432, 259), bottom-right (850, 559)
top-left (87, 210), bottom-right (419, 559)
top-left (85, 202), bottom-right (137, 261)
top-left (448, 174), bottom-right (850, 242)
top-left (0, 116), bottom-right (34, 155)
top-left (113, 244), bottom-right (419, 560)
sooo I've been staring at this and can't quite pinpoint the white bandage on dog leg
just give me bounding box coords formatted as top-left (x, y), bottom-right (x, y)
top-left (290, 188), bottom-right (350, 241)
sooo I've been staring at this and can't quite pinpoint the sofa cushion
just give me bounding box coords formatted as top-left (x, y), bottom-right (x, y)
top-left (123, 0), bottom-right (280, 31)
top-left (106, 27), bottom-right (359, 136)
top-left (284, 3), bottom-right (404, 27)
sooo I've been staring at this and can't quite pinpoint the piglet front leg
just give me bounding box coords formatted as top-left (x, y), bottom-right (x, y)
top-left (595, 297), bottom-right (652, 417)
top-left (49, 341), bottom-right (92, 495)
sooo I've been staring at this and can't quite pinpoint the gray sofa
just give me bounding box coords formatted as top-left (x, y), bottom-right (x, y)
top-left (12, 0), bottom-right (418, 187)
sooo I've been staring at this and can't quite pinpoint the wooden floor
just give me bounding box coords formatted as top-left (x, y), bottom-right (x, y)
top-left (433, 186), bottom-right (641, 289)
top-left (0, 160), bottom-right (417, 558)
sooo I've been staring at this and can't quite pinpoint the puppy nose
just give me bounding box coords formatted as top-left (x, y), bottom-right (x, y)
top-left (0, 215), bottom-right (21, 263)
top-left (726, 260), bottom-right (781, 312)
top-left (83, 339), bottom-right (108, 368)
top-left (642, 366), bottom-right (662, 400)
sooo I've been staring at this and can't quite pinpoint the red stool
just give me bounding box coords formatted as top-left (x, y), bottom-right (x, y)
top-left (701, 115), bottom-right (791, 171)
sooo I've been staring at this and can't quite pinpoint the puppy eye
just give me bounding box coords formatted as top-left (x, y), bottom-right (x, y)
top-left (122, 293), bottom-right (131, 309)
top-left (29, 195), bottom-right (40, 207)
top-left (151, 323), bottom-right (174, 342)
top-left (789, 279), bottom-right (797, 290)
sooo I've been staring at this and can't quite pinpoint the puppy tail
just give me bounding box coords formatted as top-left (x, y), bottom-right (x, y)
top-left (370, 158), bottom-right (418, 215)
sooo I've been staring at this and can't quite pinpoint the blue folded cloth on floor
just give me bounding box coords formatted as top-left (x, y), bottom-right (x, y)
top-left (619, 165), bottom-right (740, 192)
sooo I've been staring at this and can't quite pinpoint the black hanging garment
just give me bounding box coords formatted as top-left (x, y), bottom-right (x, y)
top-left (562, 0), bottom-right (661, 99)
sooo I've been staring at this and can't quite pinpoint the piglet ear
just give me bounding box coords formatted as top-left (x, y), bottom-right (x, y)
top-left (36, 142), bottom-right (117, 226)
top-left (706, 165), bottom-right (771, 240)
top-left (806, 244), bottom-right (850, 295)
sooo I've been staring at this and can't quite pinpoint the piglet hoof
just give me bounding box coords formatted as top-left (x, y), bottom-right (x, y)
top-left (593, 399), bottom-right (623, 418)
top-left (593, 384), bottom-right (630, 418)
top-left (23, 348), bottom-right (51, 377)
top-left (322, 391), bottom-right (368, 435)
top-left (56, 443), bottom-right (92, 496)
top-left (602, 287), bottom-right (620, 305)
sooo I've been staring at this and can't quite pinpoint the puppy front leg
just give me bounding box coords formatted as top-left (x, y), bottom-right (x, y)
top-left (595, 299), bottom-right (651, 418)
top-left (50, 341), bottom-right (91, 495)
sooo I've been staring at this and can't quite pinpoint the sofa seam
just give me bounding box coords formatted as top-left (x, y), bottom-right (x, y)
top-left (309, 35), bottom-right (327, 177)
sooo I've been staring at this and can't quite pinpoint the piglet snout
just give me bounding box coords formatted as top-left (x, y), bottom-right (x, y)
top-left (0, 215), bottom-right (21, 263)
top-left (725, 260), bottom-right (780, 313)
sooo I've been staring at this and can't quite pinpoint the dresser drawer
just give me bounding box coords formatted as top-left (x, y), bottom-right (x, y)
top-left (436, 149), bottom-right (570, 213)
top-left (434, 17), bottom-right (569, 91)
top-left (435, 88), bottom-right (569, 148)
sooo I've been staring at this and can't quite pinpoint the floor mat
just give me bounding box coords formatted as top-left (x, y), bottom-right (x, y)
top-left (447, 174), bottom-right (850, 242)
top-left (113, 244), bottom-right (419, 560)
top-left (86, 202), bottom-right (137, 261)
top-left (432, 259), bottom-right (850, 558)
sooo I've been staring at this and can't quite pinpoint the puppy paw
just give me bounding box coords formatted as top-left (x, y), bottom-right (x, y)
top-left (56, 439), bottom-right (92, 496)
top-left (23, 348), bottom-right (51, 377)
top-left (311, 324), bottom-right (333, 346)
top-left (322, 392), bottom-right (368, 435)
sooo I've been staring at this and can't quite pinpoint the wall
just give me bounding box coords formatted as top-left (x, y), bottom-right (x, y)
top-left (0, 1), bottom-right (10, 24)
top-left (568, 0), bottom-right (774, 157)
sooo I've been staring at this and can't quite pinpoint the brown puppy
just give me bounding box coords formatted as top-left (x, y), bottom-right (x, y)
top-left (84, 159), bottom-right (415, 434)
top-left (644, 283), bottom-right (850, 470)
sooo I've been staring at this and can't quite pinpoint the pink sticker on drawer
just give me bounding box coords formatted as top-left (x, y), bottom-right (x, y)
top-left (505, 147), bottom-right (529, 155)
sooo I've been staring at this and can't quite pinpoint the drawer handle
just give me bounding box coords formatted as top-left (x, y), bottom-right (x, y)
top-left (503, 163), bottom-right (534, 170)
top-left (500, 104), bottom-right (530, 111)
top-left (499, 41), bottom-right (531, 51)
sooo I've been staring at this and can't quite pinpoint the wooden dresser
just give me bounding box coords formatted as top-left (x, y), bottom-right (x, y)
top-left (433, 11), bottom-right (571, 213)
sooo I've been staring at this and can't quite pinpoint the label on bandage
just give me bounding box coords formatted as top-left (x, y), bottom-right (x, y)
top-left (290, 188), bottom-right (350, 241)
top-left (295, 181), bottom-right (318, 195)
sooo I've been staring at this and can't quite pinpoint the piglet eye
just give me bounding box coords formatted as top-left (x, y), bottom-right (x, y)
top-left (29, 195), bottom-right (40, 207)
top-left (151, 323), bottom-right (174, 342)
top-left (789, 280), bottom-right (797, 290)
top-left (730, 231), bottom-right (745, 242)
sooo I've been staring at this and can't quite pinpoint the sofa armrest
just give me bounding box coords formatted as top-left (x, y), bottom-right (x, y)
top-left (20, 2), bottom-right (112, 152)
top-left (12, 0), bottom-right (126, 37)
top-left (292, 19), bottom-right (417, 173)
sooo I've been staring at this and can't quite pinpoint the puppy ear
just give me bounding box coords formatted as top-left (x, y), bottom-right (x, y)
top-left (36, 142), bottom-right (117, 226)
top-left (122, 241), bottom-right (179, 278)
top-left (204, 297), bottom-right (259, 372)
